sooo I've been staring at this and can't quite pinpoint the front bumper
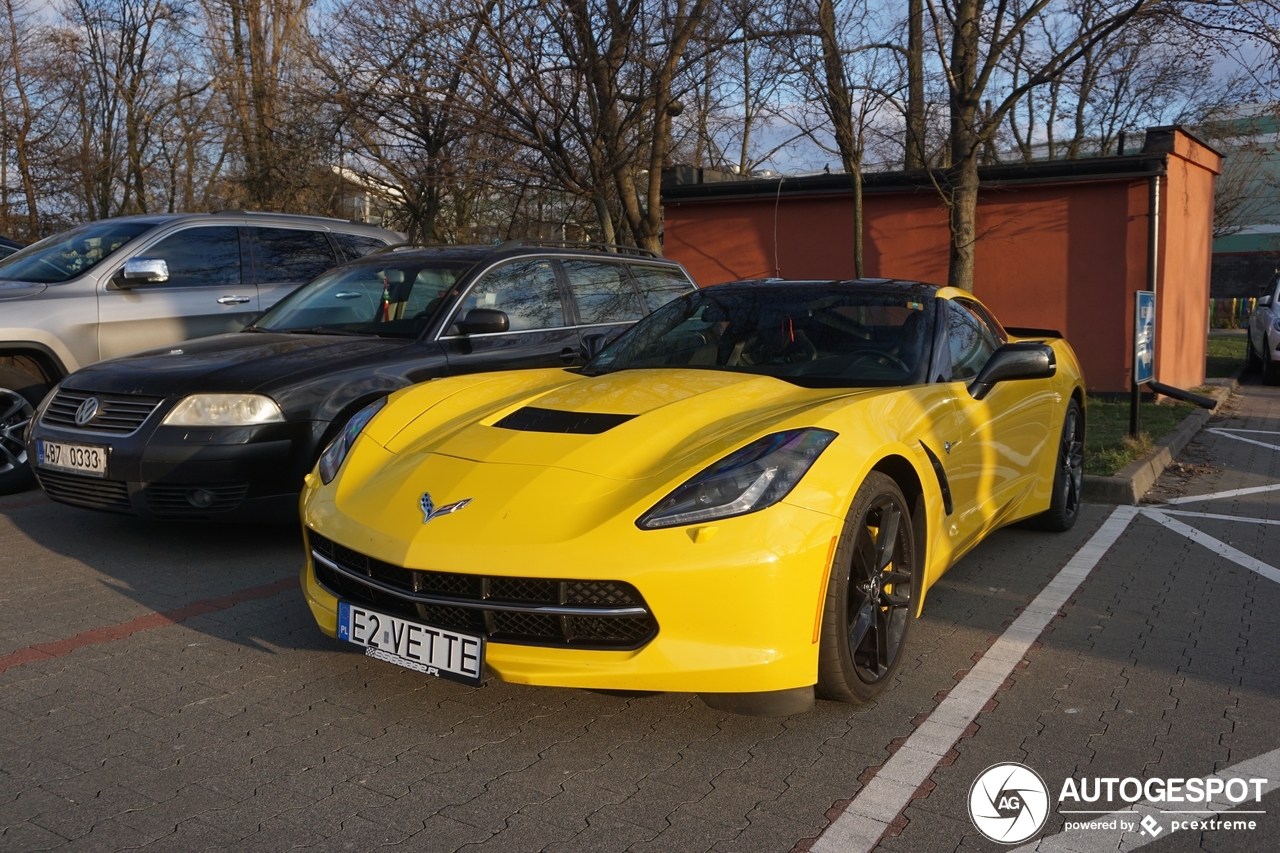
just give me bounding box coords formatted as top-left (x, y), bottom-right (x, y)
top-left (29, 401), bottom-right (324, 522)
top-left (300, 483), bottom-right (843, 695)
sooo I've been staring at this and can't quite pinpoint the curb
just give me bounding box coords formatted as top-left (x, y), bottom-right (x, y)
top-left (1082, 375), bottom-right (1240, 505)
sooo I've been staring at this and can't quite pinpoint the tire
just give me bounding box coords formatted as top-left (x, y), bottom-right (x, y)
top-left (1266, 342), bottom-right (1280, 386)
top-left (816, 472), bottom-right (917, 704)
top-left (1246, 330), bottom-right (1262, 372)
top-left (0, 366), bottom-right (48, 495)
top-left (1025, 398), bottom-right (1084, 532)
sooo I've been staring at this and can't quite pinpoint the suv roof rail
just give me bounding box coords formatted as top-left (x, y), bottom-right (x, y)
top-left (495, 239), bottom-right (660, 258)
top-left (368, 242), bottom-right (462, 255)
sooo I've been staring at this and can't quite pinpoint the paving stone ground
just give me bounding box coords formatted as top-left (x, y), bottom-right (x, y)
top-left (1, 379), bottom-right (1278, 852)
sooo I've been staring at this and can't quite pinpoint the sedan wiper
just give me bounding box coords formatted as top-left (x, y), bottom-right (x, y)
top-left (270, 326), bottom-right (368, 337)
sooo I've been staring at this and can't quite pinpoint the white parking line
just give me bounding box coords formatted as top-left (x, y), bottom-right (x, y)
top-left (1165, 482), bottom-right (1280, 505)
top-left (1204, 428), bottom-right (1280, 454)
top-left (1142, 510), bottom-right (1280, 586)
top-left (1156, 509), bottom-right (1280, 526)
top-left (1013, 746), bottom-right (1280, 852)
top-left (811, 506), bottom-right (1140, 853)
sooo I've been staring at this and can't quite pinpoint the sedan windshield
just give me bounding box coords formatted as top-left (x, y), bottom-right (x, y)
top-left (584, 285), bottom-right (936, 387)
top-left (253, 260), bottom-right (476, 338)
top-left (0, 220), bottom-right (156, 283)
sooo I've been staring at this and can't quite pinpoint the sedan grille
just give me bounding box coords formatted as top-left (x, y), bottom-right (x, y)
top-left (43, 390), bottom-right (164, 435)
top-left (36, 469), bottom-right (132, 513)
top-left (309, 532), bottom-right (657, 649)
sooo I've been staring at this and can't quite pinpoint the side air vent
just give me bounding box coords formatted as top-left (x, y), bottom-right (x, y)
top-left (494, 406), bottom-right (635, 435)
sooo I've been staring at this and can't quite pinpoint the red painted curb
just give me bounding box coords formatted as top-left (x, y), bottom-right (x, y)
top-left (0, 576), bottom-right (299, 674)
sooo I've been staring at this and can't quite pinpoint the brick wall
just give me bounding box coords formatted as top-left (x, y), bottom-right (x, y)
top-left (1212, 251), bottom-right (1280, 298)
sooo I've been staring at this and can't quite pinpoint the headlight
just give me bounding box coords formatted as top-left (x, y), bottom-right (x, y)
top-left (162, 393), bottom-right (285, 426)
top-left (637, 428), bottom-right (837, 529)
top-left (318, 397), bottom-right (387, 484)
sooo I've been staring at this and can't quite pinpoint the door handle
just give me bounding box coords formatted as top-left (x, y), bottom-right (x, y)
top-left (559, 347), bottom-right (578, 365)
top-left (217, 296), bottom-right (252, 305)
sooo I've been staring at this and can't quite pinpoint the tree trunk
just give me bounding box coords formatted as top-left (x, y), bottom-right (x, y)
top-left (904, 0), bottom-right (925, 170)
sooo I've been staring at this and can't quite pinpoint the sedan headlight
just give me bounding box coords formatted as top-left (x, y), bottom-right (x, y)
top-left (637, 428), bottom-right (837, 529)
top-left (162, 394), bottom-right (285, 426)
top-left (318, 397), bottom-right (387, 484)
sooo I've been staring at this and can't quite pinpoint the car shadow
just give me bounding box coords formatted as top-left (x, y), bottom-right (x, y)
top-left (0, 496), bottom-right (315, 655)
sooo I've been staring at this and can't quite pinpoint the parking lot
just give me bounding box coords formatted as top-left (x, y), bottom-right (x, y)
top-left (3, 380), bottom-right (1280, 852)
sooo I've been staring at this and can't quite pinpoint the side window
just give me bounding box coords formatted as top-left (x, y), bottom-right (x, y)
top-left (252, 227), bottom-right (338, 284)
top-left (946, 300), bottom-right (1000, 381)
top-left (630, 265), bottom-right (696, 312)
top-left (454, 260), bottom-right (565, 332)
top-left (562, 260), bottom-right (646, 325)
top-left (333, 233), bottom-right (389, 261)
top-left (139, 226), bottom-right (241, 287)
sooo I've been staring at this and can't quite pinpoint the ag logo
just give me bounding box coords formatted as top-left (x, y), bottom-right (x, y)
top-left (968, 762), bottom-right (1050, 844)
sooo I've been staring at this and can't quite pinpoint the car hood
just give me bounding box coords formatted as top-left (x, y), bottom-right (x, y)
top-left (62, 332), bottom-right (416, 396)
top-left (320, 368), bottom-right (886, 550)
top-left (372, 367), bottom-right (874, 482)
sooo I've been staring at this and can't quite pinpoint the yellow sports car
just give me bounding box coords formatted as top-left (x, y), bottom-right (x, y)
top-left (300, 280), bottom-right (1085, 716)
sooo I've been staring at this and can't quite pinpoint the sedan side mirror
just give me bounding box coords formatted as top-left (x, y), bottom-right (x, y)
top-left (457, 308), bottom-right (509, 335)
top-left (1260, 295), bottom-right (1272, 307)
top-left (968, 342), bottom-right (1056, 401)
top-left (582, 333), bottom-right (608, 360)
top-left (120, 257), bottom-right (170, 286)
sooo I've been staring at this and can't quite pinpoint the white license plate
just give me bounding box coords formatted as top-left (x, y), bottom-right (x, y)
top-left (337, 602), bottom-right (484, 685)
top-left (37, 440), bottom-right (108, 477)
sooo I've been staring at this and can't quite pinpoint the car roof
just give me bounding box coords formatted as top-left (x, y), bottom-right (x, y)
top-left (371, 241), bottom-right (689, 267)
top-left (710, 278), bottom-right (942, 295)
top-left (93, 211), bottom-right (399, 238)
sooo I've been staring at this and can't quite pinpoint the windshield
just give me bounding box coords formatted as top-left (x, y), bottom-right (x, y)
top-left (0, 220), bottom-right (156, 283)
top-left (584, 285), bottom-right (936, 387)
top-left (253, 260), bottom-right (476, 338)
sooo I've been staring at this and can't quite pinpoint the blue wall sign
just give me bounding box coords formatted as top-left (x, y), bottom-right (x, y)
top-left (1134, 291), bottom-right (1155, 385)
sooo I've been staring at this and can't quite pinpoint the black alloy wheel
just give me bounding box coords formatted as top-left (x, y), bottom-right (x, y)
top-left (0, 382), bottom-right (38, 494)
top-left (1266, 342), bottom-right (1280, 386)
top-left (817, 472), bottom-right (916, 704)
top-left (1026, 398), bottom-right (1084, 532)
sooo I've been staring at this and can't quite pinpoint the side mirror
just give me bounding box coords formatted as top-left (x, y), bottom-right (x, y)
top-left (457, 308), bottom-right (509, 335)
top-left (120, 258), bottom-right (170, 286)
top-left (1260, 295), bottom-right (1272, 307)
top-left (582, 333), bottom-right (608, 360)
top-left (968, 342), bottom-right (1056, 401)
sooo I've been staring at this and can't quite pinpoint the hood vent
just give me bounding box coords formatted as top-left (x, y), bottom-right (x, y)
top-left (494, 406), bottom-right (635, 435)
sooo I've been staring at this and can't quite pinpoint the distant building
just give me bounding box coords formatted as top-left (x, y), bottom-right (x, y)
top-left (1207, 106), bottom-right (1280, 300)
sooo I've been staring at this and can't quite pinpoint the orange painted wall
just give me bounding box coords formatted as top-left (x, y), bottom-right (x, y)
top-left (665, 135), bottom-right (1220, 394)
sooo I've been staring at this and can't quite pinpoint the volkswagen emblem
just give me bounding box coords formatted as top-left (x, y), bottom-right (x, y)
top-left (420, 491), bottom-right (473, 524)
top-left (74, 397), bottom-right (100, 426)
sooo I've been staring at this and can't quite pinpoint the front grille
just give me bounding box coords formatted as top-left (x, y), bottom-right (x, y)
top-left (310, 532), bottom-right (657, 649)
top-left (143, 483), bottom-right (249, 517)
top-left (36, 469), bottom-right (132, 513)
top-left (43, 390), bottom-right (164, 435)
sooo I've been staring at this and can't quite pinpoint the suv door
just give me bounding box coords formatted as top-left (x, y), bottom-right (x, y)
top-left (98, 225), bottom-right (255, 361)
top-left (560, 259), bottom-right (647, 355)
top-left (439, 258), bottom-right (582, 373)
top-left (250, 226), bottom-right (343, 311)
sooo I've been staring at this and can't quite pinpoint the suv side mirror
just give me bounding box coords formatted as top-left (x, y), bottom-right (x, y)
top-left (120, 258), bottom-right (170, 286)
top-left (968, 342), bottom-right (1056, 401)
top-left (457, 308), bottom-right (509, 335)
top-left (1260, 295), bottom-right (1272, 308)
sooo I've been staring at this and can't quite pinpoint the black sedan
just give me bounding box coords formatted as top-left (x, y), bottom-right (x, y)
top-left (27, 243), bottom-right (696, 521)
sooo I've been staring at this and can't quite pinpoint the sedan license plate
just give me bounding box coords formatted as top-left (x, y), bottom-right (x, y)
top-left (337, 602), bottom-right (484, 685)
top-left (37, 440), bottom-right (108, 477)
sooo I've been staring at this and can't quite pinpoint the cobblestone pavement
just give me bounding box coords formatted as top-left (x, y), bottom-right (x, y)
top-left (1, 381), bottom-right (1278, 852)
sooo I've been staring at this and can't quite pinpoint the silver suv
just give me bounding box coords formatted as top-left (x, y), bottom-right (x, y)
top-left (0, 212), bottom-right (399, 493)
